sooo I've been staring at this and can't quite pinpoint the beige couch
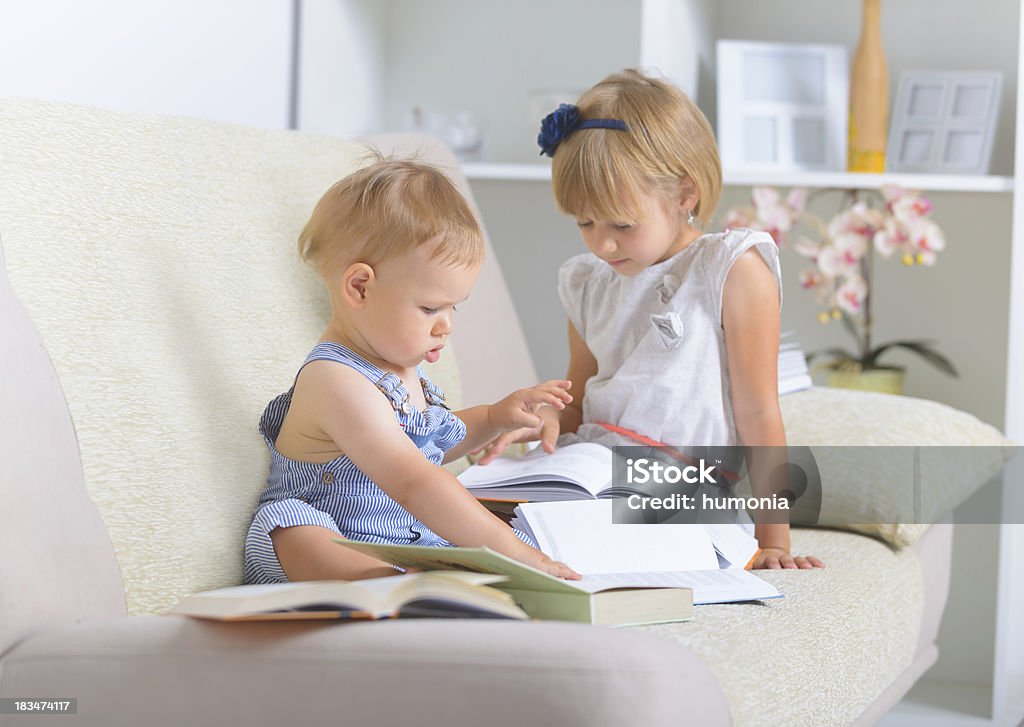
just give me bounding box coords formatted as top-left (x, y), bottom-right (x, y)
top-left (3, 97), bottom-right (1005, 726)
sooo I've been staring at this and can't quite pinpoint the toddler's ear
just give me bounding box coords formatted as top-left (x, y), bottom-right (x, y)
top-left (341, 262), bottom-right (375, 307)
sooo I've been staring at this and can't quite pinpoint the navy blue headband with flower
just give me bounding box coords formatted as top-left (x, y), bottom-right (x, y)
top-left (537, 103), bottom-right (628, 158)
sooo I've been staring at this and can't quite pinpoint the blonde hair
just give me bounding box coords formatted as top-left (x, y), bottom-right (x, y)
top-left (551, 69), bottom-right (721, 227)
top-left (298, 153), bottom-right (484, 277)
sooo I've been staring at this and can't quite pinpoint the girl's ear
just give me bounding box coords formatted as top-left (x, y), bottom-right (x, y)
top-left (340, 262), bottom-right (375, 308)
top-left (677, 180), bottom-right (701, 219)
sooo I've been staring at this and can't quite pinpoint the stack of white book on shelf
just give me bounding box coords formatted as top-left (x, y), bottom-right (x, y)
top-left (778, 330), bottom-right (813, 396)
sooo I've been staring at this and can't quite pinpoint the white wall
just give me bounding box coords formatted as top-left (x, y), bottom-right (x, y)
top-left (641, 0), bottom-right (716, 104)
top-left (381, 0), bottom-right (643, 163)
top-left (0, 0), bottom-right (293, 128)
top-left (298, 0), bottom-right (388, 136)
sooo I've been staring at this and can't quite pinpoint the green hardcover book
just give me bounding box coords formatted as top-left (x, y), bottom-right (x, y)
top-left (333, 540), bottom-right (694, 627)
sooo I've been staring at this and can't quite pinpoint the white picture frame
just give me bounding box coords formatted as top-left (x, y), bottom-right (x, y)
top-left (716, 40), bottom-right (848, 172)
top-left (887, 70), bottom-right (1003, 175)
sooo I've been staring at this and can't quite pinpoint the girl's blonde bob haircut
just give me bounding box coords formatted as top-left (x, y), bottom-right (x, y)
top-left (299, 153), bottom-right (484, 277)
top-left (551, 69), bottom-right (722, 227)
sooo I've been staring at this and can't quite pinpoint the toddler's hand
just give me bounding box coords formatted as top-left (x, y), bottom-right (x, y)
top-left (523, 551), bottom-right (581, 580)
top-left (751, 547), bottom-right (824, 570)
top-left (486, 380), bottom-right (571, 435)
top-left (474, 406), bottom-right (563, 464)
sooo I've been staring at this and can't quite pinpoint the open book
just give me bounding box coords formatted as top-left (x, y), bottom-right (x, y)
top-left (334, 540), bottom-right (693, 627)
top-left (459, 442), bottom-right (621, 502)
top-left (166, 571), bottom-right (527, 621)
top-left (511, 500), bottom-right (775, 605)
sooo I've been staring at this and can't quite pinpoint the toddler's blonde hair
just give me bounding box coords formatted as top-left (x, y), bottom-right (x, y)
top-left (299, 153), bottom-right (484, 277)
top-left (551, 69), bottom-right (721, 227)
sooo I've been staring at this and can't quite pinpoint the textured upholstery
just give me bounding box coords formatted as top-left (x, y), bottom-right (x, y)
top-left (782, 387), bottom-right (1011, 546)
top-left (0, 101), bottom-right (528, 616)
top-left (637, 526), bottom-right (925, 726)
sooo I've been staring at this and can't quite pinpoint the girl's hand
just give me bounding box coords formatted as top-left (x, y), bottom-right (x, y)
top-left (473, 406), bottom-right (562, 465)
top-left (486, 380), bottom-right (571, 433)
top-left (751, 547), bottom-right (825, 570)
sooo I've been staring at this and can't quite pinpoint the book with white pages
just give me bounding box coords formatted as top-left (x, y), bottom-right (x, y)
top-left (512, 500), bottom-right (779, 605)
top-left (778, 331), bottom-right (813, 396)
top-left (166, 572), bottom-right (528, 621)
top-left (332, 539), bottom-right (695, 626)
top-left (458, 442), bottom-right (624, 502)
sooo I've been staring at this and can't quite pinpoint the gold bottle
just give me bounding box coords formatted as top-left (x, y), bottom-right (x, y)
top-left (848, 0), bottom-right (888, 172)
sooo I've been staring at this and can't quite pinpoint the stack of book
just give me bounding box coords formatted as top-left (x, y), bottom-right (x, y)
top-left (778, 331), bottom-right (813, 396)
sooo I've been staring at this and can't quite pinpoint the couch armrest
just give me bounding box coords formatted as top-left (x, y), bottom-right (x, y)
top-left (0, 236), bottom-right (125, 654)
top-left (0, 616), bottom-right (731, 727)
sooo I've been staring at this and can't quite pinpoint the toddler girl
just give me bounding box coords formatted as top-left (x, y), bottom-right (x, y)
top-left (480, 70), bottom-right (823, 570)
top-left (244, 155), bottom-right (579, 583)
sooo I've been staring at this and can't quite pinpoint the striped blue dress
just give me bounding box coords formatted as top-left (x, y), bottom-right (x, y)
top-left (244, 341), bottom-right (533, 584)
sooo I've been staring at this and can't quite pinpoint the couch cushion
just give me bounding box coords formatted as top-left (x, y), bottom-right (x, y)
top-left (634, 526), bottom-right (925, 726)
top-left (781, 387), bottom-right (1013, 546)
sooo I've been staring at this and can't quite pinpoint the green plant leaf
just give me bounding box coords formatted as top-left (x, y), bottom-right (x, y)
top-left (839, 311), bottom-right (864, 350)
top-left (869, 340), bottom-right (959, 377)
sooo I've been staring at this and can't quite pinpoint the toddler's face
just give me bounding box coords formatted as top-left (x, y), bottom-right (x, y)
top-left (361, 245), bottom-right (479, 371)
top-left (574, 194), bottom-right (689, 276)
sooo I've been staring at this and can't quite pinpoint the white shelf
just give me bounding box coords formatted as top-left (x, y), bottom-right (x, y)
top-left (725, 169), bottom-right (1014, 192)
top-left (462, 162), bottom-right (1014, 192)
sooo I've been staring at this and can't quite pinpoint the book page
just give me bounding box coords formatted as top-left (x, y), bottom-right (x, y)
top-left (168, 579), bottom-right (386, 617)
top-left (577, 569), bottom-right (781, 604)
top-left (702, 523), bottom-right (761, 569)
top-left (333, 540), bottom-right (590, 593)
top-left (458, 443), bottom-right (613, 498)
top-left (517, 500), bottom-right (720, 574)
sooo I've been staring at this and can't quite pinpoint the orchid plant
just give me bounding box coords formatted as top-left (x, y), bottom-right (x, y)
top-left (724, 186), bottom-right (958, 377)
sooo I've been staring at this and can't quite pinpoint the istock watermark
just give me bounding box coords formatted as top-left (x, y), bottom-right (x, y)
top-left (607, 445), bottom-right (1022, 526)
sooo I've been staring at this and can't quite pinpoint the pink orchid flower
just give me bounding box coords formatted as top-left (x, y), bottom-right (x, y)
top-left (799, 268), bottom-right (823, 289)
top-left (906, 217), bottom-right (946, 265)
top-left (873, 218), bottom-right (908, 258)
top-left (886, 187), bottom-right (934, 225)
top-left (817, 236), bottom-right (864, 278)
top-left (751, 186), bottom-right (805, 244)
top-left (834, 275), bottom-right (867, 315)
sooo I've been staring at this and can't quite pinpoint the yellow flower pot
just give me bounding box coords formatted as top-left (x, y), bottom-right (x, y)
top-left (826, 367), bottom-right (905, 395)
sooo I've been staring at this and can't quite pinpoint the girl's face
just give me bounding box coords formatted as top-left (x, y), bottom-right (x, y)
top-left (574, 192), bottom-right (697, 276)
top-left (354, 245), bottom-right (480, 372)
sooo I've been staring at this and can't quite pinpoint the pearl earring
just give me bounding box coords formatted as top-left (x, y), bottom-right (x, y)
top-left (686, 209), bottom-right (697, 226)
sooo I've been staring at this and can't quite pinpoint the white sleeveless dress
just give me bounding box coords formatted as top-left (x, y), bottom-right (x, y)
top-left (557, 229), bottom-right (781, 531)
top-left (557, 228), bottom-right (781, 450)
